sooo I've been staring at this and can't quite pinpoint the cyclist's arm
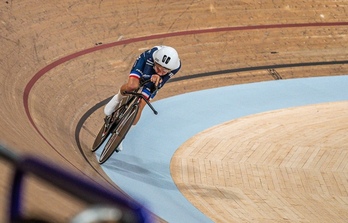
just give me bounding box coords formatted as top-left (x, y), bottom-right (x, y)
top-left (143, 64), bottom-right (181, 99)
top-left (129, 53), bottom-right (146, 79)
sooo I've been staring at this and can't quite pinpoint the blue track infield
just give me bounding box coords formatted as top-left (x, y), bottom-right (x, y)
top-left (96, 75), bottom-right (348, 222)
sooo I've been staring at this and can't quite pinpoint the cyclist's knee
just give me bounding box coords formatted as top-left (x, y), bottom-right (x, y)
top-left (121, 82), bottom-right (136, 94)
top-left (126, 78), bottom-right (139, 91)
top-left (128, 83), bottom-right (138, 91)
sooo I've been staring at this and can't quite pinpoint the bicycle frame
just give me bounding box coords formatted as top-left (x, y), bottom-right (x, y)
top-left (125, 78), bottom-right (159, 114)
top-left (92, 79), bottom-right (159, 163)
top-left (123, 91), bottom-right (158, 115)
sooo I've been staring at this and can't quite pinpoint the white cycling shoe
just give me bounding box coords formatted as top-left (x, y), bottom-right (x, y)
top-left (104, 95), bottom-right (120, 116)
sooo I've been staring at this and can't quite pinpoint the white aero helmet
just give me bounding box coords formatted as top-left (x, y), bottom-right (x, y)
top-left (153, 46), bottom-right (180, 70)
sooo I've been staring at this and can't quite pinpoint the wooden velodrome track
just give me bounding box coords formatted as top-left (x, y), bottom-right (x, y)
top-left (1, 1), bottom-right (348, 222)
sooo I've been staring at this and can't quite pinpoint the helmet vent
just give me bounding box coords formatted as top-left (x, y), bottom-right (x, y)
top-left (162, 55), bottom-right (171, 64)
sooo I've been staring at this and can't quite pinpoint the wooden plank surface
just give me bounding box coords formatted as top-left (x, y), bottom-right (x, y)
top-left (1, 0), bottom-right (347, 222)
top-left (171, 102), bottom-right (348, 222)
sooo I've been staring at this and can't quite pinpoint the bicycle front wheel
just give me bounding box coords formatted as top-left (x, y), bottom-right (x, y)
top-left (98, 104), bottom-right (139, 164)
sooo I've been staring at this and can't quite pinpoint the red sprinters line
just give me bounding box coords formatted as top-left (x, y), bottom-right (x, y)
top-left (23, 22), bottom-right (348, 148)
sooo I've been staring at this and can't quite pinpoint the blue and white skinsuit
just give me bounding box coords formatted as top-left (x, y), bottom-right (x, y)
top-left (104, 46), bottom-right (181, 117)
top-left (129, 46), bottom-right (181, 99)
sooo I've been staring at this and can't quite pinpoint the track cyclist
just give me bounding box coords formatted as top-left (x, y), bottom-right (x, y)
top-left (103, 45), bottom-right (181, 151)
top-left (104, 46), bottom-right (181, 152)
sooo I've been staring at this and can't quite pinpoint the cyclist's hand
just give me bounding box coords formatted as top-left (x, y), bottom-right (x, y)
top-left (151, 74), bottom-right (162, 87)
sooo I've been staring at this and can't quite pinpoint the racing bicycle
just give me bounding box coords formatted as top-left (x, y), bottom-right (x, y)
top-left (92, 80), bottom-right (158, 164)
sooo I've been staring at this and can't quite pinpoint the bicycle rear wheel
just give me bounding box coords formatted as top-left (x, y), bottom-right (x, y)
top-left (91, 122), bottom-right (112, 152)
top-left (91, 103), bottom-right (127, 152)
top-left (98, 104), bottom-right (139, 164)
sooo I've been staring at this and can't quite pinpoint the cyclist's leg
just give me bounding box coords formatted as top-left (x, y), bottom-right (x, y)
top-left (104, 92), bottom-right (122, 116)
top-left (120, 76), bottom-right (140, 94)
top-left (104, 77), bottom-right (139, 116)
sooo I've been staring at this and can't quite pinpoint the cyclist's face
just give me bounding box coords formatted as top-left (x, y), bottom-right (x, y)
top-left (154, 63), bottom-right (171, 76)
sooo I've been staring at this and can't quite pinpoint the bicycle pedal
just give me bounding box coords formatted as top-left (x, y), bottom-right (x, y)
top-left (104, 115), bottom-right (113, 126)
top-left (104, 115), bottom-right (111, 122)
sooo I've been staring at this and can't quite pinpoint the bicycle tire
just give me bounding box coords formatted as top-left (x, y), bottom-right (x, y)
top-left (98, 104), bottom-right (139, 164)
top-left (91, 103), bottom-right (127, 152)
top-left (91, 123), bottom-right (111, 152)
